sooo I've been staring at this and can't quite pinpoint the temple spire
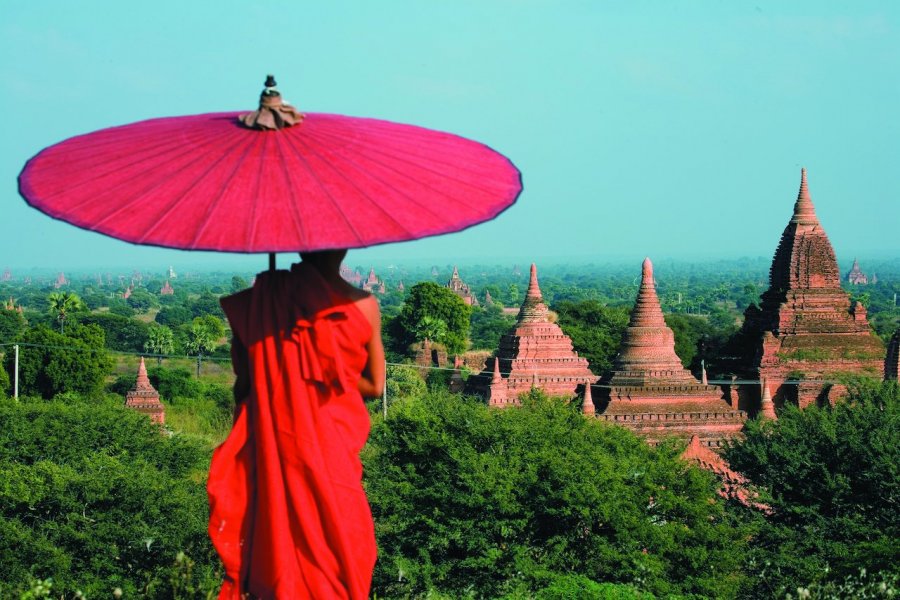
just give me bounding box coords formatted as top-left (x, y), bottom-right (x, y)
top-left (759, 379), bottom-right (777, 420)
top-left (582, 383), bottom-right (595, 416)
top-left (135, 357), bottom-right (151, 389)
top-left (492, 356), bottom-right (502, 383)
top-left (526, 263), bottom-right (542, 301)
top-left (518, 263), bottom-right (549, 323)
top-left (630, 258), bottom-right (667, 328)
top-left (791, 167), bottom-right (819, 225)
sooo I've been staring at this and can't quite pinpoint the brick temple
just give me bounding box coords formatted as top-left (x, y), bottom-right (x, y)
top-left (467, 263), bottom-right (594, 405)
top-left (160, 280), bottom-right (174, 295)
top-left (595, 258), bottom-right (745, 446)
top-left (846, 258), bottom-right (868, 285)
top-left (125, 357), bottom-right (165, 425)
top-left (446, 266), bottom-right (479, 306)
top-left (731, 169), bottom-right (884, 410)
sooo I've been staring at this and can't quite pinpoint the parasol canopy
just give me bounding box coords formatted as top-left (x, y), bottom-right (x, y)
top-left (18, 77), bottom-right (522, 253)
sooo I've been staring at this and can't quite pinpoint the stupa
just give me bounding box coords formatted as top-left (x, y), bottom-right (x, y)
top-left (446, 266), bottom-right (479, 306)
top-left (124, 357), bottom-right (165, 425)
top-left (846, 259), bottom-right (868, 285)
top-left (53, 272), bottom-right (68, 288)
top-left (160, 280), bottom-right (174, 295)
top-left (886, 330), bottom-right (900, 382)
top-left (595, 258), bottom-right (745, 446)
top-left (733, 169), bottom-right (884, 409)
top-left (1, 268), bottom-right (10, 282)
top-left (467, 263), bottom-right (595, 404)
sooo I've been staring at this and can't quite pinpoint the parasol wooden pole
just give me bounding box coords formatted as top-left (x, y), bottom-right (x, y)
top-left (269, 253), bottom-right (276, 273)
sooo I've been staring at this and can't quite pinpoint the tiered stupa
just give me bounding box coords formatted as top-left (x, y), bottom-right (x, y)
top-left (467, 263), bottom-right (595, 404)
top-left (846, 259), bottom-right (868, 285)
top-left (886, 330), bottom-right (900, 382)
top-left (1, 268), bottom-right (10, 281)
top-left (446, 266), bottom-right (479, 306)
top-left (54, 272), bottom-right (68, 288)
top-left (596, 258), bottom-right (745, 446)
top-left (160, 280), bottom-right (174, 295)
top-left (734, 169), bottom-right (884, 409)
top-left (124, 358), bottom-right (165, 424)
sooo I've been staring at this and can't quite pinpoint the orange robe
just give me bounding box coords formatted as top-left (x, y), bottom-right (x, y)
top-left (208, 263), bottom-right (376, 599)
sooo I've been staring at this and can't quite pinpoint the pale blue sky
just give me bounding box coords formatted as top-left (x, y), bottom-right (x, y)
top-left (2, 1), bottom-right (898, 271)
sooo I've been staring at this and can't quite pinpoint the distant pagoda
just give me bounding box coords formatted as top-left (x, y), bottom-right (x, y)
top-left (1, 268), bottom-right (10, 282)
top-left (160, 280), bottom-right (174, 295)
top-left (846, 258), bottom-right (868, 285)
top-left (467, 263), bottom-right (595, 404)
top-left (361, 268), bottom-right (383, 293)
top-left (446, 266), bottom-right (479, 306)
top-left (595, 258), bottom-right (745, 446)
top-left (731, 169), bottom-right (884, 410)
top-left (125, 357), bottom-right (165, 425)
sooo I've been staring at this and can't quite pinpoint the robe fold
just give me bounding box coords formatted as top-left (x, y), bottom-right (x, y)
top-left (208, 262), bottom-right (376, 599)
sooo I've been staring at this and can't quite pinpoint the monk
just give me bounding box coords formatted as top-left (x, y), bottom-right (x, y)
top-left (207, 250), bottom-right (385, 599)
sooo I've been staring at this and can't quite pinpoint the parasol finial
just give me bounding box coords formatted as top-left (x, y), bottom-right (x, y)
top-left (240, 74), bottom-right (304, 130)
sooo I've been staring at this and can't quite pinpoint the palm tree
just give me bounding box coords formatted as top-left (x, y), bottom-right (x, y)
top-left (144, 324), bottom-right (175, 365)
top-left (47, 291), bottom-right (85, 334)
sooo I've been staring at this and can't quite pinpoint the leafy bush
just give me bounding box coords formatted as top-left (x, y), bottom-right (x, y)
top-left (726, 380), bottom-right (900, 597)
top-left (2, 324), bottom-right (113, 399)
top-left (0, 394), bottom-right (218, 598)
top-left (364, 390), bottom-right (749, 599)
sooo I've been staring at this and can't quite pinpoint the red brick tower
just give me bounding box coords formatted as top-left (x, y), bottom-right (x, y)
top-left (736, 169), bottom-right (884, 409)
top-left (469, 263), bottom-right (595, 403)
top-left (160, 280), bottom-right (174, 295)
top-left (596, 258), bottom-right (745, 446)
top-left (125, 357), bottom-right (165, 425)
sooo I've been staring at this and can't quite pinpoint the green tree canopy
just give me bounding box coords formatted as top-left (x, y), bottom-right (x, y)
top-left (364, 390), bottom-right (749, 599)
top-left (230, 275), bottom-right (249, 293)
top-left (469, 303), bottom-right (516, 350)
top-left (0, 395), bottom-right (217, 598)
top-left (125, 287), bottom-right (158, 312)
top-left (144, 324), bottom-right (176, 364)
top-left (0, 308), bottom-right (26, 342)
top-left (155, 305), bottom-right (192, 328)
top-left (78, 312), bottom-right (150, 353)
top-left (185, 316), bottom-right (225, 376)
top-left (47, 291), bottom-right (85, 334)
top-left (2, 324), bottom-right (112, 399)
top-left (396, 282), bottom-right (471, 355)
top-left (554, 300), bottom-right (629, 375)
top-left (726, 380), bottom-right (900, 597)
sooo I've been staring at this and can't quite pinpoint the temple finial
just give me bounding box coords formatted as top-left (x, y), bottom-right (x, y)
top-left (759, 378), bottom-right (777, 420)
top-left (582, 382), bottom-right (595, 416)
top-left (792, 167), bottom-right (818, 225)
top-left (526, 263), bottom-right (542, 300)
top-left (491, 357), bottom-right (502, 383)
top-left (642, 257), bottom-right (653, 280)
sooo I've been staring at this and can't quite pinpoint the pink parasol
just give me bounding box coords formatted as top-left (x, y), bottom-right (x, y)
top-left (18, 76), bottom-right (522, 254)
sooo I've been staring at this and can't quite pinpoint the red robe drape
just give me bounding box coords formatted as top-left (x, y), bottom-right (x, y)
top-left (208, 262), bottom-right (376, 599)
